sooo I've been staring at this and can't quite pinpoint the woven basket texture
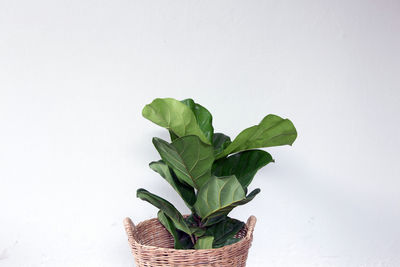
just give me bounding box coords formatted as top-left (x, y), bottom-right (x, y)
top-left (123, 215), bottom-right (257, 267)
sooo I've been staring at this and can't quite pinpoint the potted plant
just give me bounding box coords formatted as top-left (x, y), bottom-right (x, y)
top-left (124, 97), bottom-right (297, 266)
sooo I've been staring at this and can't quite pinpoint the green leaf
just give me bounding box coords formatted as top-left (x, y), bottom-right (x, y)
top-left (184, 214), bottom-right (206, 237)
top-left (169, 130), bottom-right (179, 142)
top-left (152, 136), bottom-right (214, 189)
top-left (204, 217), bottom-right (244, 248)
top-left (136, 188), bottom-right (192, 235)
top-left (216, 114), bottom-right (297, 159)
top-left (192, 228), bottom-right (206, 237)
top-left (200, 215), bottom-right (226, 227)
top-left (194, 175), bottom-right (243, 220)
top-left (218, 237), bottom-right (241, 247)
top-left (181, 99), bottom-right (214, 143)
top-left (149, 160), bottom-right (196, 209)
top-left (212, 150), bottom-right (274, 189)
top-left (194, 175), bottom-right (260, 225)
top-left (194, 236), bottom-right (214, 249)
top-left (212, 133), bottom-right (231, 155)
top-left (157, 211), bottom-right (194, 249)
top-left (142, 98), bottom-right (210, 144)
top-left (184, 213), bottom-right (198, 227)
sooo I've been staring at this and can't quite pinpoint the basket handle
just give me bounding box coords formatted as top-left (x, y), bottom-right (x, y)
top-left (245, 215), bottom-right (257, 238)
top-left (123, 217), bottom-right (137, 242)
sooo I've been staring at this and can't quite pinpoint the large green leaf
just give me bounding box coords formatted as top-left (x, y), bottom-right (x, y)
top-left (136, 188), bottom-right (192, 235)
top-left (194, 236), bottom-right (214, 249)
top-left (212, 133), bottom-right (231, 155)
top-left (212, 150), bottom-right (274, 189)
top-left (181, 99), bottom-right (214, 143)
top-left (142, 98), bottom-right (210, 144)
top-left (198, 188), bottom-right (261, 227)
top-left (149, 160), bottom-right (196, 210)
top-left (194, 175), bottom-right (260, 224)
top-left (157, 211), bottom-right (194, 249)
top-left (204, 217), bottom-right (244, 248)
top-left (216, 114), bottom-right (297, 159)
top-left (152, 136), bottom-right (214, 189)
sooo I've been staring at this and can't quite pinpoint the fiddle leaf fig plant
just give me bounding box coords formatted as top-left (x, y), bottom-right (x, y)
top-left (137, 97), bottom-right (297, 249)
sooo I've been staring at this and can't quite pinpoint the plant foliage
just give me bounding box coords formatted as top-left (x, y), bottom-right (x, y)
top-left (137, 97), bottom-right (297, 249)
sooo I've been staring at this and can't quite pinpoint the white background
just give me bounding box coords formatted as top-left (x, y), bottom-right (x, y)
top-left (1, 0), bottom-right (400, 266)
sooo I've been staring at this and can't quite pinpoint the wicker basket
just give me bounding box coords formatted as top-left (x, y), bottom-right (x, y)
top-left (123, 215), bottom-right (257, 267)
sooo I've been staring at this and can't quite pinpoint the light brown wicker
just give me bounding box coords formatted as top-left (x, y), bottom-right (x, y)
top-left (123, 215), bottom-right (257, 267)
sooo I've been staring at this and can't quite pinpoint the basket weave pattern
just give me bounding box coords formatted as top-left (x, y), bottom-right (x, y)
top-left (123, 216), bottom-right (256, 267)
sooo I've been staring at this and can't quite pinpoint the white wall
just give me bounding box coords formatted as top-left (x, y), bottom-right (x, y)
top-left (1, 0), bottom-right (400, 266)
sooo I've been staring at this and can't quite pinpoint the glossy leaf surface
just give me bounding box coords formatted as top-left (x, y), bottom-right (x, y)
top-left (205, 217), bottom-right (244, 248)
top-left (212, 150), bottom-right (274, 188)
top-left (142, 98), bottom-right (210, 144)
top-left (216, 114), bottom-right (297, 159)
top-left (157, 211), bottom-right (194, 249)
top-left (137, 188), bottom-right (192, 235)
top-left (149, 160), bottom-right (196, 209)
top-left (152, 136), bottom-right (214, 189)
top-left (194, 175), bottom-right (260, 224)
top-left (212, 133), bottom-right (231, 155)
top-left (181, 99), bottom-right (214, 143)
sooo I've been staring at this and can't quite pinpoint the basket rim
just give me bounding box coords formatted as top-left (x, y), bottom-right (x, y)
top-left (123, 215), bottom-right (257, 253)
